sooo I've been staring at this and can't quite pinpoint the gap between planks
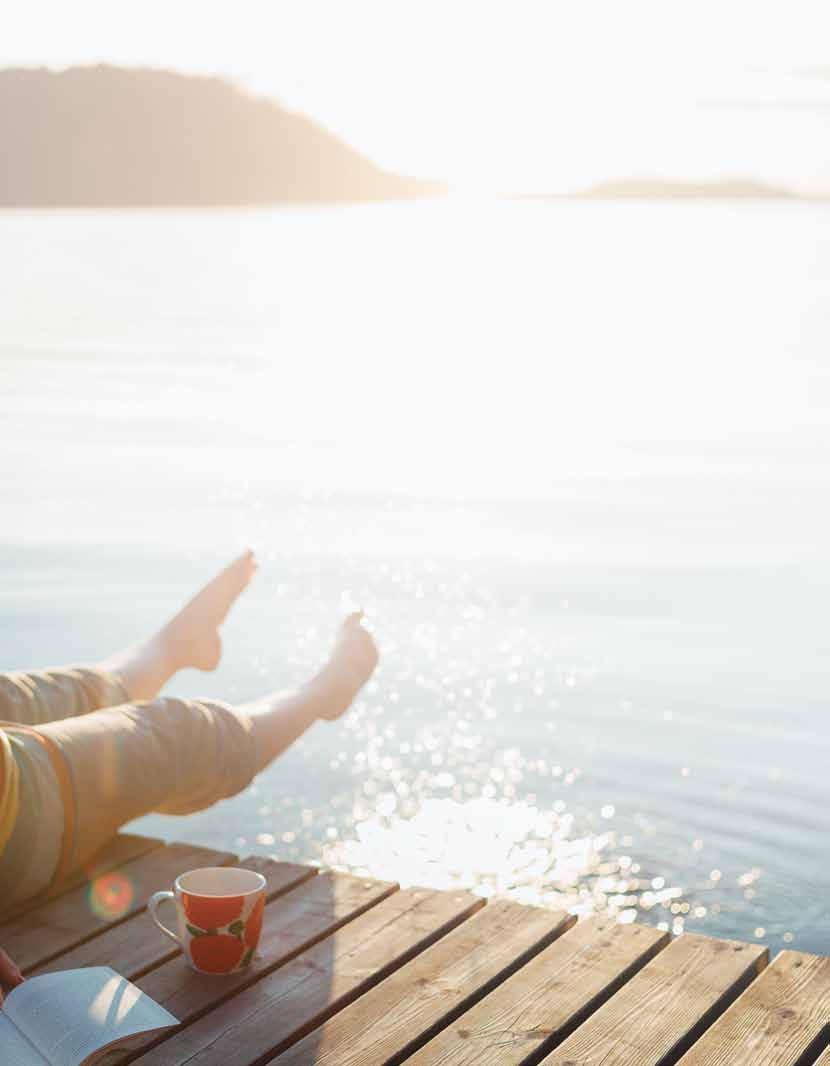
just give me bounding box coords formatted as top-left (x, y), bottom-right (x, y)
top-left (14, 833), bottom-right (825, 1066)
top-left (30, 854), bottom-right (316, 981)
top-left (127, 885), bottom-right (485, 1066)
top-left (676, 949), bottom-right (830, 1066)
top-left (401, 916), bottom-right (669, 1066)
top-left (538, 932), bottom-right (768, 1066)
top-left (0, 832), bottom-right (162, 924)
top-left (6, 841), bottom-right (239, 973)
top-left (111, 870), bottom-right (399, 1064)
top-left (272, 899), bottom-right (576, 1066)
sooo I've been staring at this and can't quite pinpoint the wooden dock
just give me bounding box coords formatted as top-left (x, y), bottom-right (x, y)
top-left (5, 832), bottom-right (830, 1065)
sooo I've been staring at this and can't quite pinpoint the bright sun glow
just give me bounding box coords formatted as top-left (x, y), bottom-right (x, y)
top-left (3, 0), bottom-right (830, 191)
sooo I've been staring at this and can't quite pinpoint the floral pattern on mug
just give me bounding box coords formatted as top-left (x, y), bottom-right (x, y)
top-left (182, 891), bottom-right (264, 973)
top-left (182, 893), bottom-right (244, 930)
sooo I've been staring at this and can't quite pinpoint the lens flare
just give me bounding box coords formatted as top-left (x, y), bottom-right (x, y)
top-left (88, 871), bottom-right (134, 921)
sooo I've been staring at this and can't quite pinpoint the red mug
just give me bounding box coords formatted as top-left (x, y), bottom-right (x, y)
top-left (149, 866), bottom-right (266, 974)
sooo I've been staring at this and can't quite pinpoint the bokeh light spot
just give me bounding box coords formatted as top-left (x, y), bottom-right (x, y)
top-left (88, 871), bottom-right (134, 921)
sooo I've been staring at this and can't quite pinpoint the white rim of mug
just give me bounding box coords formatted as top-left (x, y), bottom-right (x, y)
top-left (174, 867), bottom-right (267, 898)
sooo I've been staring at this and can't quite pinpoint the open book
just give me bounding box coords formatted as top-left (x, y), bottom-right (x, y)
top-left (0, 967), bottom-right (178, 1066)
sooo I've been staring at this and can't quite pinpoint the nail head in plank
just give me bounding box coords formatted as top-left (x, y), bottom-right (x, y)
top-left (676, 950), bottom-right (830, 1066)
top-left (128, 886), bottom-right (483, 1066)
top-left (5, 841), bottom-right (237, 973)
top-left (405, 917), bottom-right (669, 1066)
top-left (539, 932), bottom-right (768, 1066)
top-left (274, 899), bottom-right (575, 1066)
top-left (30, 856), bottom-right (316, 980)
top-left (0, 832), bottom-right (162, 923)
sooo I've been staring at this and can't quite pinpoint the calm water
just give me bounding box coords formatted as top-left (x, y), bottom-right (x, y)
top-left (2, 201), bottom-right (830, 952)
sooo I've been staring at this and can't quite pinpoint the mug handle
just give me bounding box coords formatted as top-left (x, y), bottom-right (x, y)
top-left (148, 890), bottom-right (182, 946)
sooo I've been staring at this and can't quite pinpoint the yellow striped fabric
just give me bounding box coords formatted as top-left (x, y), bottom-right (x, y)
top-left (0, 730), bottom-right (20, 856)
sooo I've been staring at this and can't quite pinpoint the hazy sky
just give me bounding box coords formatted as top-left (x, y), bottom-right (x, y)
top-left (5, 0), bottom-right (830, 191)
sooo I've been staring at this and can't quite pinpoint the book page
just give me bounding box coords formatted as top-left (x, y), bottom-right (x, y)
top-left (5, 968), bottom-right (177, 1066)
top-left (0, 1011), bottom-right (49, 1066)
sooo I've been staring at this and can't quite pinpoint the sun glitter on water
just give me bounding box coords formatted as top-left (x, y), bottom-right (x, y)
top-left (321, 795), bottom-right (690, 930)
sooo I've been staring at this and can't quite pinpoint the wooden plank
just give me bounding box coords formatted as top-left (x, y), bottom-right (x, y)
top-left (539, 933), bottom-right (768, 1066)
top-left (31, 856), bottom-right (315, 980)
top-left (676, 950), bottom-right (830, 1066)
top-left (0, 832), bottom-right (162, 922)
top-left (404, 917), bottom-right (669, 1066)
top-left (274, 899), bottom-right (575, 1066)
top-left (41, 832), bottom-right (163, 898)
top-left (107, 872), bottom-right (397, 1063)
top-left (3, 841), bottom-right (236, 973)
top-left (128, 886), bottom-right (484, 1066)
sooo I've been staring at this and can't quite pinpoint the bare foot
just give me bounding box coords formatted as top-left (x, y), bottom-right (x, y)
top-left (315, 611), bottom-right (380, 720)
top-left (239, 611), bottom-right (380, 770)
top-left (162, 550), bottom-right (258, 672)
top-left (102, 550), bottom-right (258, 700)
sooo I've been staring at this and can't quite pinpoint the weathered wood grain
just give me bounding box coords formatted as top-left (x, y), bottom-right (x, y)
top-left (0, 832), bottom-right (162, 922)
top-left (14, 831), bottom-right (824, 1066)
top-left (4, 841), bottom-right (236, 973)
top-left (104, 872), bottom-right (399, 1063)
top-left (404, 917), bottom-right (669, 1066)
top-left (676, 950), bottom-right (830, 1066)
top-left (139, 871), bottom-right (394, 1018)
top-left (31, 856), bottom-right (315, 979)
top-left (274, 899), bottom-right (575, 1066)
top-left (128, 886), bottom-right (484, 1066)
top-left (539, 932), bottom-right (768, 1066)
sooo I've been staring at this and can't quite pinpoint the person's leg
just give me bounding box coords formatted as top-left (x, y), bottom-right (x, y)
top-left (0, 550), bottom-right (258, 728)
top-left (243, 612), bottom-right (378, 771)
top-left (32, 613), bottom-right (378, 882)
top-left (98, 549), bottom-right (258, 700)
top-left (0, 667), bottom-right (127, 728)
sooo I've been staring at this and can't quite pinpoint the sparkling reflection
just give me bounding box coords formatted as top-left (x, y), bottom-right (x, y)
top-left (322, 795), bottom-right (692, 927)
top-left (43, 203), bottom-right (830, 956)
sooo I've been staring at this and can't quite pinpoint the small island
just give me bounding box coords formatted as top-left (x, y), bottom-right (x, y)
top-left (0, 65), bottom-right (445, 207)
top-left (579, 177), bottom-right (797, 200)
top-left (522, 177), bottom-right (811, 201)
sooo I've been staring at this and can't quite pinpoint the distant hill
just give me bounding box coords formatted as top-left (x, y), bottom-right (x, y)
top-left (579, 178), bottom-right (796, 200)
top-left (523, 177), bottom-right (801, 201)
top-left (0, 65), bottom-right (444, 206)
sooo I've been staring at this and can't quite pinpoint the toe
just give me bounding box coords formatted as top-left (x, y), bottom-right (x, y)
top-left (235, 548), bottom-right (258, 573)
top-left (216, 550), bottom-right (257, 598)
